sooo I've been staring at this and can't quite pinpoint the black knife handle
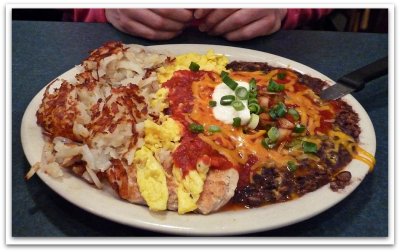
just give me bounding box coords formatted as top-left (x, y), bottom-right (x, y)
top-left (337, 56), bottom-right (388, 91)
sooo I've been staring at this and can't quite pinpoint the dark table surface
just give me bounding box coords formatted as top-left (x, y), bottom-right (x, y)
top-left (12, 21), bottom-right (388, 237)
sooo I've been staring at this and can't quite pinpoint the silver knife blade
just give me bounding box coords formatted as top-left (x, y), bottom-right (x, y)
top-left (319, 82), bottom-right (355, 100)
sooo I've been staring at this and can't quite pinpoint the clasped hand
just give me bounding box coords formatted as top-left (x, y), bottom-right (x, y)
top-left (105, 9), bottom-right (287, 41)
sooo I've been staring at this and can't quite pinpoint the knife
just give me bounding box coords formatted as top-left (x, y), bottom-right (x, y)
top-left (319, 56), bottom-right (388, 100)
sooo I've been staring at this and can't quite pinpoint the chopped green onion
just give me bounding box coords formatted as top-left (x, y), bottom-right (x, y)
top-left (249, 78), bottom-right (257, 92)
top-left (269, 102), bottom-right (287, 119)
top-left (189, 62), bottom-right (200, 72)
top-left (269, 110), bottom-right (277, 119)
top-left (268, 79), bottom-right (285, 92)
top-left (232, 100), bottom-right (245, 111)
top-left (293, 123), bottom-right (306, 133)
top-left (220, 95), bottom-right (235, 105)
top-left (209, 100), bottom-right (217, 107)
top-left (276, 102), bottom-right (287, 117)
top-left (248, 91), bottom-right (258, 98)
top-left (189, 123), bottom-right (204, 133)
top-left (267, 126), bottom-right (280, 142)
top-left (288, 108), bottom-right (300, 121)
top-left (277, 72), bottom-right (286, 80)
top-left (247, 114), bottom-right (260, 129)
top-left (221, 72), bottom-right (238, 90)
top-left (235, 87), bottom-right (249, 100)
top-left (303, 141), bottom-right (318, 153)
top-left (232, 117), bottom-right (241, 127)
top-left (248, 98), bottom-right (259, 105)
top-left (287, 161), bottom-right (297, 172)
top-left (288, 138), bottom-right (303, 149)
top-left (220, 71), bottom-right (229, 79)
top-left (261, 138), bottom-right (269, 148)
top-left (208, 125), bottom-right (221, 133)
top-left (248, 103), bottom-right (261, 114)
top-left (261, 138), bottom-right (276, 149)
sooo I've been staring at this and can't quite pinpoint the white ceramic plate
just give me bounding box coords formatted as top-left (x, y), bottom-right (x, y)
top-left (21, 44), bottom-right (376, 235)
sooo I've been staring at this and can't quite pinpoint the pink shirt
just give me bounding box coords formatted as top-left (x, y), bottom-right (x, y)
top-left (68, 9), bottom-right (332, 29)
top-left (282, 9), bottom-right (332, 29)
top-left (65, 9), bottom-right (107, 23)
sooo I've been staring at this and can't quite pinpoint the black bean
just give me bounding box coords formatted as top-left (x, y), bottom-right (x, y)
top-left (336, 171), bottom-right (352, 182)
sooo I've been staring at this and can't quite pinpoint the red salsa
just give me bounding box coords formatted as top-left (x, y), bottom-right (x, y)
top-left (164, 70), bottom-right (233, 176)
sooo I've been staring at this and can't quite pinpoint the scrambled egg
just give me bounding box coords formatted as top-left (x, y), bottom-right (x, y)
top-left (173, 159), bottom-right (210, 214)
top-left (134, 115), bottom-right (182, 211)
top-left (157, 49), bottom-right (229, 83)
top-left (144, 116), bottom-right (181, 152)
top-left (135, 114), bottom-right (210, 214)
top-left (150, 88), bottom-right (169, 114)
top-left (134, 146), bottom-right (168, 211)
top-left (135, 49), bottom-right (227, 213)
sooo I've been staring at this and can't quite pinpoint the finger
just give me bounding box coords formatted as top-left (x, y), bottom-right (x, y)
top-left (194, 9), bottom-right (213, 19)
top-left (152, 9), bottom-right (194, 23)
top-left (124, 9), bottom-right (185, 32)
top-left (208, 9), bottom-right (269, 36)
top-left (199, 9), bottom-right (239, 32)
top-left (119, 18), bottom-right (181, 40)
top-left (224, 16), bottom-right (281, 41)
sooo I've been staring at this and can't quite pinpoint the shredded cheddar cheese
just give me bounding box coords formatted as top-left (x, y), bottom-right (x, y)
top-left (190, 73), bottom-right (294, 171)
top-left (285, 89), bottom-right (331, 136)
top-left (328, 130), bottom-right (375, 171)
top-left (193, 69), bottom-right (375, 175)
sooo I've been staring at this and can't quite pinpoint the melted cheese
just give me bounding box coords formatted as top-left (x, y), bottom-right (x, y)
top-left (189, 69), bottom-right (375, 178)
top-left (328, 130), bottom-right (376, 171)
top-left (190, 73), bottom-right (294, 171)
top-left (285, 89), bottom-right (331, 135)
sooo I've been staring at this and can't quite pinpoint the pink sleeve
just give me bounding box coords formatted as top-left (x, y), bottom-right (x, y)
top-left (282, 9), bottom-right (332, 29)
top-left (71, 9), bottom-right (107, 23)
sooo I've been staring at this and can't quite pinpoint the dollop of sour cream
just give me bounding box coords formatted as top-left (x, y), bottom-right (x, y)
top-left (212, 81), bottom-right (251, 125)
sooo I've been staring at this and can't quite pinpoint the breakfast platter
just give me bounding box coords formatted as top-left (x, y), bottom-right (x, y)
top-left (21, 43), bottom-right (376, 235)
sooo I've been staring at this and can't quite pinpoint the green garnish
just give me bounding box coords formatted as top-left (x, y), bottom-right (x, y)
top-left (277, 72), bottom-right (286, 80)
top-left (261, 126), bottom-right (280, 149)
top-left (269, 102), bottom-right (287, 119)
top-left (220, 71), bottom-right (229, 79)
top-left (247, 114), bottom-right (260, 129)
top-left (189, 62), bottom-right (200, 72)
top-left (287, 161), bottom-right (297, 172)
top-left (220, 71), bottom-right (238, 90)
top-left (248, 103), bottom-right (261, 114)
top-left (288, 108), bottom-right (300, 121)
top-left (267, 127), bottom-right (280, 142)
top-left (249, 78), bottom-right (257, 92)
top-left (268, 79), bottom-right (285, 92)
top-left (232, 117), bottom-right (241, 127)
top-left (189, 123), bottom-right (204, 133)
top-left (287, 138), bottom-right (303, 149)
top-left (232, 100), bottom-right (245, 111)
top-left (293, 123), bottom-right (306, 133)
top-left (235, 87), bottom-right (249, 100)
top-left (220, 95), bottom-right (235, 105)
top-left (248, 98), bottom-right (259, 105)
top-left (261, 138), bottom-right (276, 149)
top-left (208, 125), bottom-right (221, 133)
top-left (303, 141), bottom-right (318, 153)
top-left (209, 100), bottom-right (217, 107)
top-left (248, 91), bottom-right (258, 99)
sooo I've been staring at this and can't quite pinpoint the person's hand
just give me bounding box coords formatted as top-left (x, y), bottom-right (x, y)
top-left (194, 9), bottom-right (288, 41)
top-left (105, 9), bottom-right (194, 40)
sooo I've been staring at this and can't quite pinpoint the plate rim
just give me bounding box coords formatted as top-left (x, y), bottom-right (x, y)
top-left (20, 44), bottom-right (377, 235)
